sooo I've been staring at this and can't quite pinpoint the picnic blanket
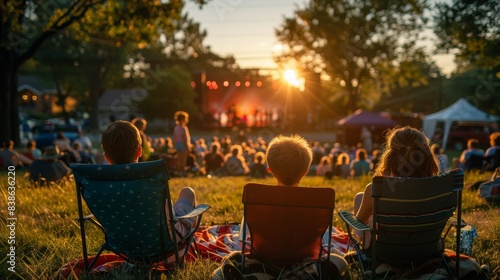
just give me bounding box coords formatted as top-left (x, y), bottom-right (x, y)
top-left (187, 224), bottom-right (349, 262)
top-left (59, 224), bottom-right (350, 278)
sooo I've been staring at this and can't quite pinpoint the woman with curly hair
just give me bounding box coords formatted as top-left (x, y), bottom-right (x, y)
top-left (354, 126), bottom-right (439, 227)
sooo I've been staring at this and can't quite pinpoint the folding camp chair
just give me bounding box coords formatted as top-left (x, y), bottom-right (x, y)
top-left (71, 159), bottom-right (210, 272)
top-left (240, 183), bottom-right (337, 279)
top-left (339, 168), bottom-right (465, 279)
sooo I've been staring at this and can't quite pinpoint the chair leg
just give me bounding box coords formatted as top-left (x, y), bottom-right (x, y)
top-left (86, 245), bottom-right (106, 272)
top-left (441, 254), bottom-right (454, 278)
top-left (76, 185), bottom-right (89, 269)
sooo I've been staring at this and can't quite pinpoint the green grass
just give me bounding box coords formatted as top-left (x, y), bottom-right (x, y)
top-left (0, 170), bottom-right (498, 279)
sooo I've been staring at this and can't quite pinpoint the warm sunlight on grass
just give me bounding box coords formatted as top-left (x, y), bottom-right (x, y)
top-left (0, 170), bottom-right (498, 279)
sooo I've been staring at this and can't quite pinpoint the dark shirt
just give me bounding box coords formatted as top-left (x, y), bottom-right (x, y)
top-left (29, 159), bottom-right (70, 182)
top-left (204, 151), bottom-right (225, 174)
top-left (250, 163), bottom-right (267, 179)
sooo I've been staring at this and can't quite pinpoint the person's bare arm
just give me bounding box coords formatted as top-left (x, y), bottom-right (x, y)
top-left (355, 183), bottom-right (373, 225)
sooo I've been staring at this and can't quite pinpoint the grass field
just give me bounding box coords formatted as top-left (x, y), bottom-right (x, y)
top-left (0, 169), bottom-right (498, 279)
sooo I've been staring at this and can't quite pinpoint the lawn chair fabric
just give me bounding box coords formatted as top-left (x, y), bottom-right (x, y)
top-left (242, 183), bottom-right (336, 265)
top-left (71, 159), bottom-right (210, 272)
top-left (339, 169), bottom-right (465, 278)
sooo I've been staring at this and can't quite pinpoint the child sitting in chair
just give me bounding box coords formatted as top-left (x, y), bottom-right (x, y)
top-left (101, 120), bottom-right (197, 239)
top-left (215, 135), bottom-right (347, 279)
top-left (265, 134), bottom-right (313, 186)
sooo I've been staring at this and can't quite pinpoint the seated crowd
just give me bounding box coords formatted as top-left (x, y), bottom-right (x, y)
top-left (457, 132), bottom-right (500, 172)
top-left (2, 124), bottom-right (499, 182)
top-left (0, 129), bottom-right (95, 183)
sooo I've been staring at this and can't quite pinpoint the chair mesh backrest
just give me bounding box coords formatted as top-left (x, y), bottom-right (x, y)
top-left (371, 169), bottom-right (464, 267)
top-left (72, 160), bottom-right (172, 262)
top-left (242, 183), bottom-right (335, 264)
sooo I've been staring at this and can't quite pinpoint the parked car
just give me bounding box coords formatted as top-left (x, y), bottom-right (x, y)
top-left (447, 121), bottom-right (498, 150)
top-left (33, 123), bottom-right (81, 150)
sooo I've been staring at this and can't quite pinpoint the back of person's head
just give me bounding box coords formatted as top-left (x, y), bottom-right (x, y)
top-left (102, 121), bottom-right (142, 164)
top-left (266, 134), bottom-right (312, 185)
top-left (27, 140), bottom-right (37, 149)
top-left (374, 126), bottom-right (438, 177)
top-left (431, 143), bottom-right (441, 155)
top-left (356, 148), bottom-right (367, 160)
top-left (491, 132), bottom-right (500, 146)
top-left (41, 145), bottom-right (61, 160)
top-left (131, 117), bottom-right (147, 132)
top-left (7, 140), bottom-right (14, 149)
top-left (468, 139), bottom-right (479, 149)
top-left (320, 156), bottom-right (331, 165)
top-left (337, 153), bottom-right (350, 165)
top-left (254, 151), bottom-right (265, 164)
top-left (174, 111), bottom-right (189, 124)
top-left (210, 141), bottom-right (221, 152)
top-left (73, 142), bottom-right (82, 151)
top-left (230, 145), bottom-right (242, 156)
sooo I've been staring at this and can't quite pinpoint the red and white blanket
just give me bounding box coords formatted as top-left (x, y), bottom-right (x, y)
top-left (187, 224), bottom-right (349, 262)
top-left (60, 224), bottom-right (350, 278)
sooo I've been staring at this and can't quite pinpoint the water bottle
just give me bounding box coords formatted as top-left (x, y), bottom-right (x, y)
top-left (458, 225), bottom-right (477, 256)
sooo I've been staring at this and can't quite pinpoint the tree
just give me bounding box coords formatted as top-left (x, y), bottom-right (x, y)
top-left (130, 12), bottom-right (240, 127)
top-left (433, 0), bottom-right (500, 115)
top-left (136, 65), bottom-right (198, 122)
top-left (275, 0), bottom-right (429, 114)
top-left (433, 0), bottom-right (500, 72)
top-left (0, 0), bottom-right (207, 145)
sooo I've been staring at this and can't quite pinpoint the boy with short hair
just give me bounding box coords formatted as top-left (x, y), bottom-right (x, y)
top-left (101, 120), bottom-right (197, 238)
top-left (265, 134), bottom-right (312, 186)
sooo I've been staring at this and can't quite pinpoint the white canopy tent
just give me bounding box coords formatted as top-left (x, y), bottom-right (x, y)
top-left (422, 98), bottom-right (500, 150)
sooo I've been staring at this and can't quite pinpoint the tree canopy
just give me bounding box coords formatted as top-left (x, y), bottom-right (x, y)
top-left (0, 0), bottom-right (208, 145)
top-left (275, 0), bottom-right (430, 114)
top-left (433, 0), bottom-right (500, 72)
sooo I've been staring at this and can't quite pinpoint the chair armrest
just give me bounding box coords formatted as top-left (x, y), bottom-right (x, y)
top-left (447, 217), bottom-right (467, 228)
top-left (338, 210), bottom-right (371, 232)
top-left (76, 214), bottom-right (105, 232)
top-left (175, 204), bottom-right (211, 221)
top-left (443, 217), bottom-right (467, 239)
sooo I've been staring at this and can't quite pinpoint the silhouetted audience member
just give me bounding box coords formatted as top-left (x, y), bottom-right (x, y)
top-left (316, 155), bottom-right (333, 179)
top-left (29, 145), bottom-right (71, 183)
top-left (131, 117), bottom-right (151, 162)
top-left (484, 132), bottom-right (500, 171)
top-left (204, 142), bottom-right (225, 176)
top-left (335, 153), bottom-right (350, 179)
top-left (350, 148), bottom-right (370, 177)
top-left (250, 151), bottom-right (267, 179)
top-left (225, 145), bottom-right (249, 176)
top-left (0, 140), bottom-right (33, 168)
top-left (459, 139), bottom-right (485, 171)
top-left (23, 140), bottom-right (42, 161)
top-left (431, 143), bottom-right (448, 173)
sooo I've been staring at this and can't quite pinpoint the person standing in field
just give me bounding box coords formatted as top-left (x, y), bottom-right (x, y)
top-left (173, 111), bottom-right (191, 177)
top-left (131, 118), bottom-right (151, 162)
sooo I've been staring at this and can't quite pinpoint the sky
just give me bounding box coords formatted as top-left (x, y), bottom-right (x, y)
top-left (184, 0), bottom-right (456, 75)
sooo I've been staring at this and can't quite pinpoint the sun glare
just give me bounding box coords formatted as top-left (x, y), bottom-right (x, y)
top-left (283, 69), bottom-right (298, 84)
top-left (283, 68), bottom-right (305, 91)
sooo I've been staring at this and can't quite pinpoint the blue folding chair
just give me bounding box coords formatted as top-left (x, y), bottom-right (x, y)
top-left (71, 159), bottom-right (210, 272)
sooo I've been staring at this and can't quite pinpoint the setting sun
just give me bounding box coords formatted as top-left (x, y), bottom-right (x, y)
top-left (283, 68), bottom-right (305, 91)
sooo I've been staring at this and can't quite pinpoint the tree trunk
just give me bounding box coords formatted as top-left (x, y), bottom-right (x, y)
top-left (348, 84), bottom-right (358, 113)
top-left (90, 83), bottom-right (101, 131)
top-left (0, 48), bottom-right (14, 146)
top-left (52, 67), bottom-right (71, 125)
